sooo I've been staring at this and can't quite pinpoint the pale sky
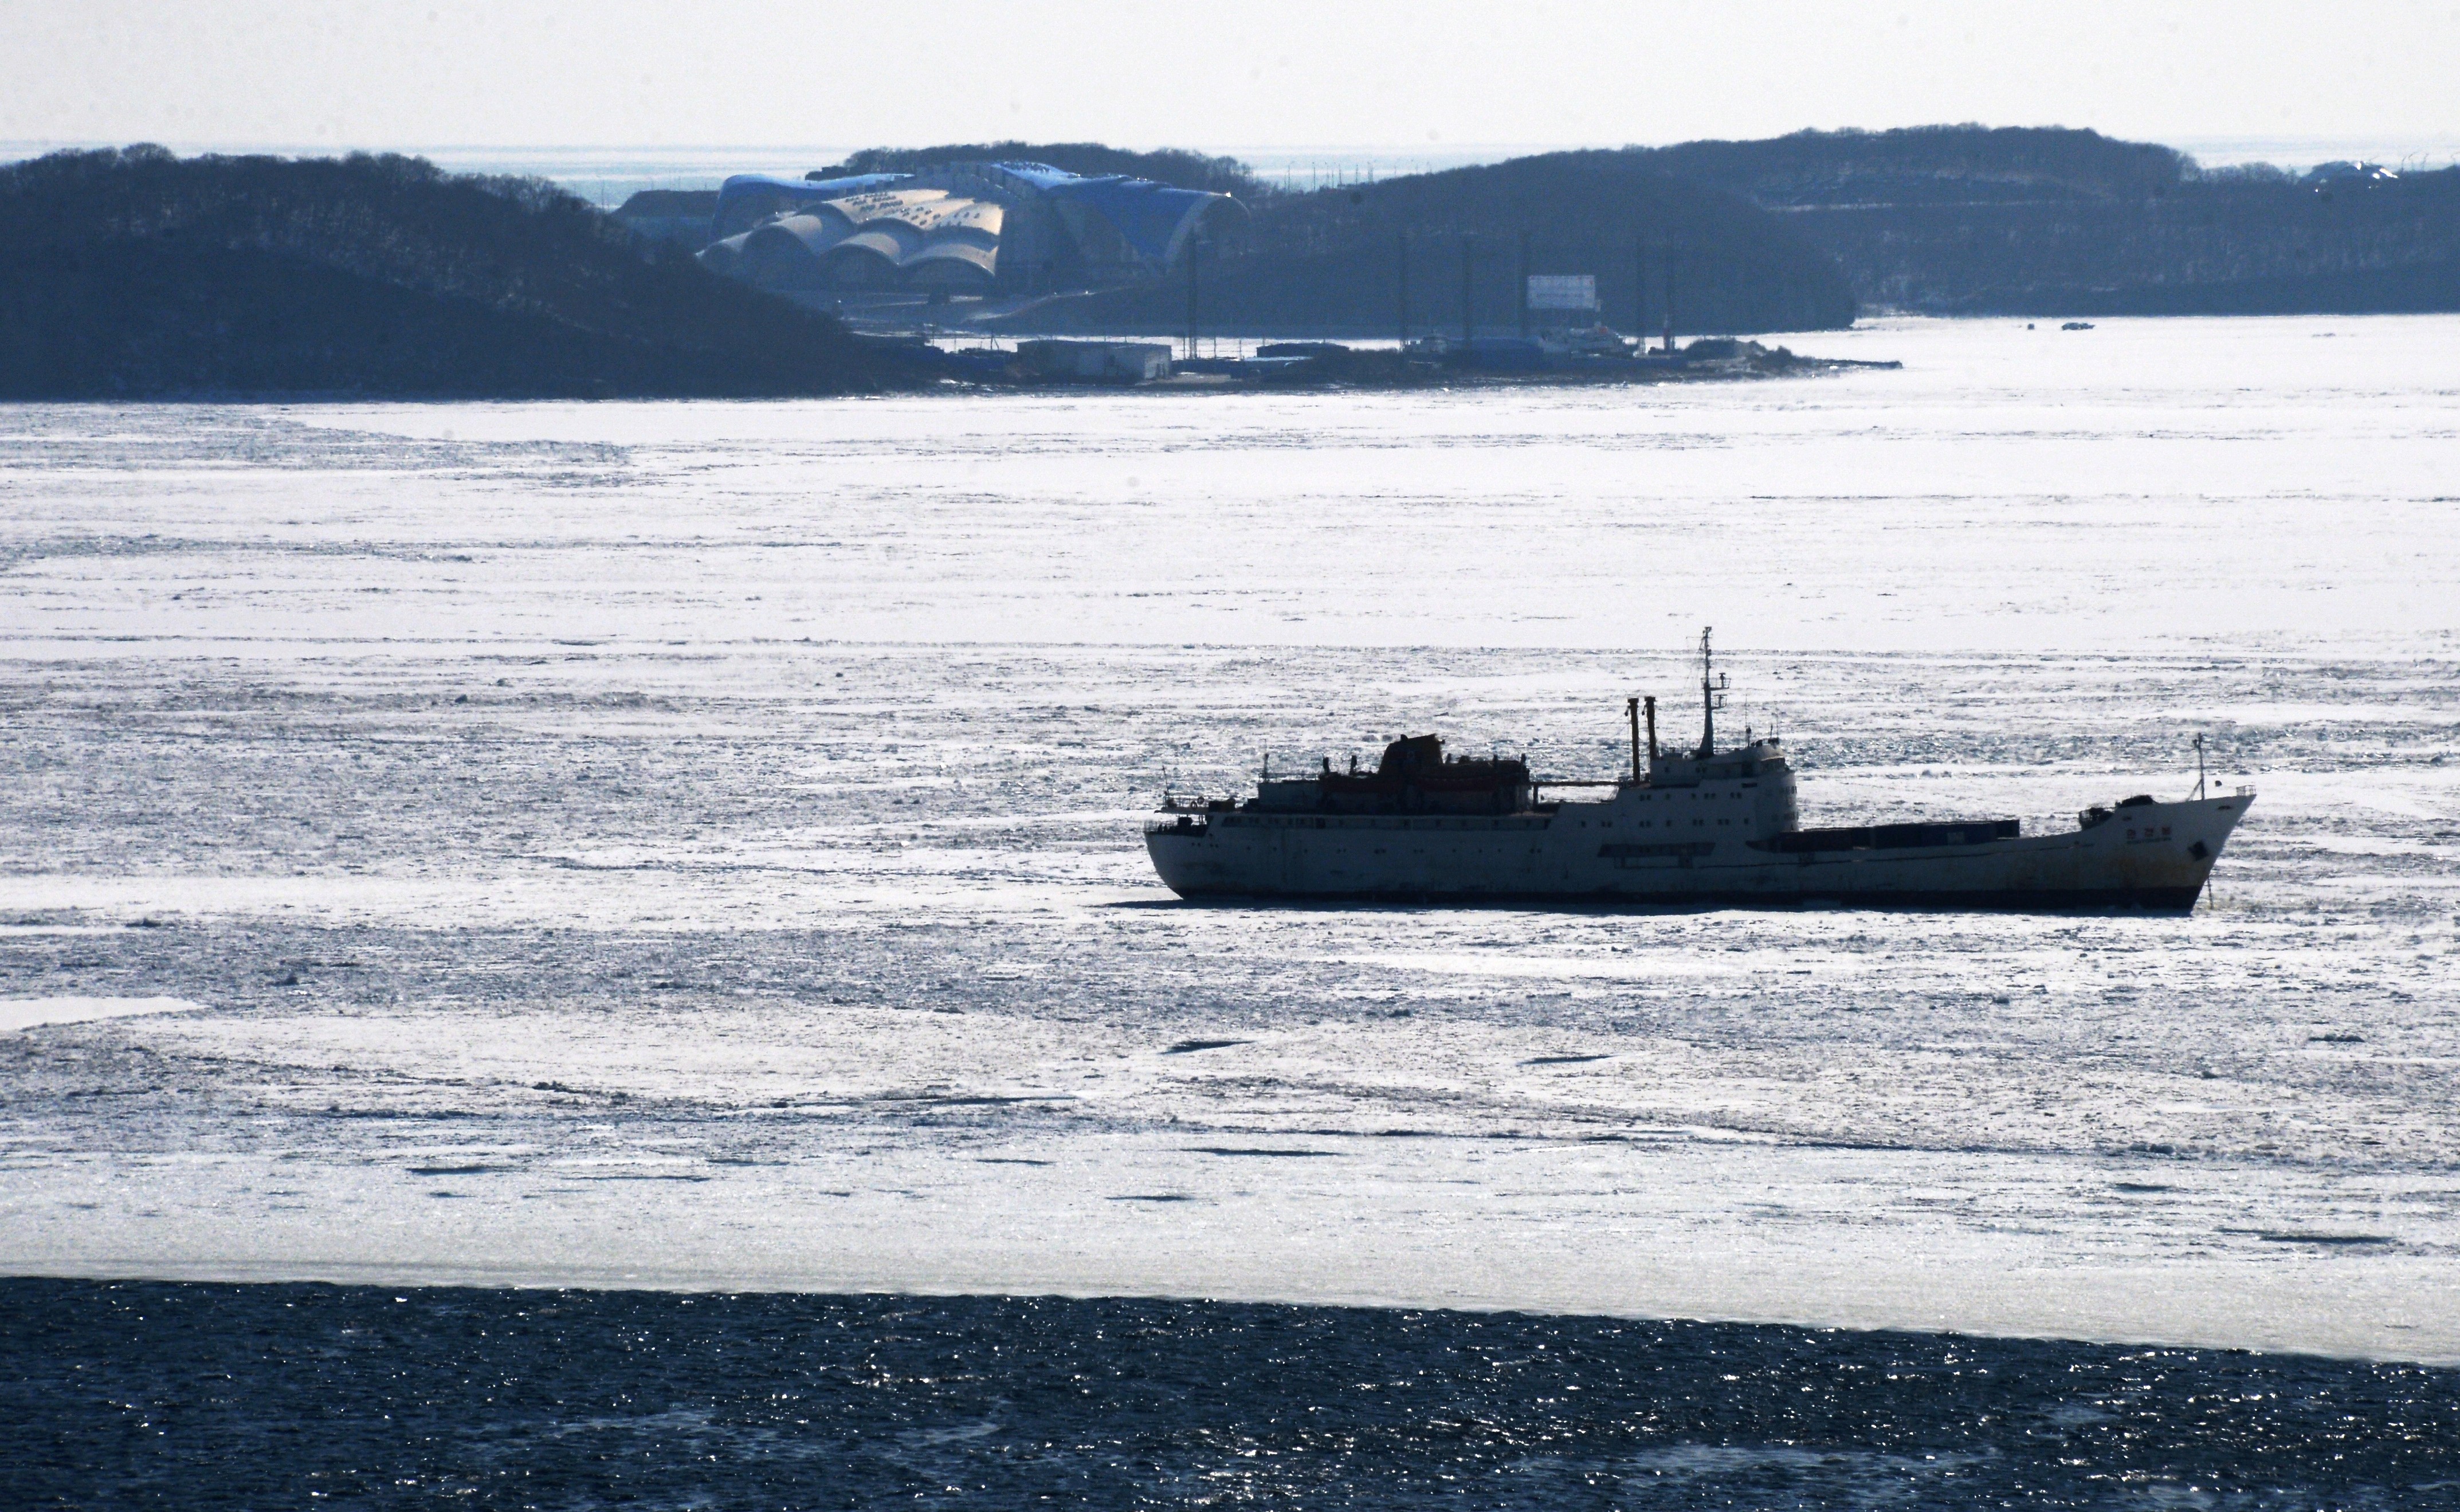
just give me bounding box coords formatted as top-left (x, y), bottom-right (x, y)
top-left (7, 0), bottom-right (2458, 160)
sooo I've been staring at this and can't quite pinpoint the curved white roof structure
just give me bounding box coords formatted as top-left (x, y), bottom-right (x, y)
top-left (697, 163), bottom-right (1245, 302)
top-left (703, 188), bottom-right (1005, 291)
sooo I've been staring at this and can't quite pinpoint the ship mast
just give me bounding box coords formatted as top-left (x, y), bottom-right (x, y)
top-left (1695, 626), bottom-right (1728, 757)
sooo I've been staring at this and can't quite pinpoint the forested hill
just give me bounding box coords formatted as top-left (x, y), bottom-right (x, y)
top-left (1634, 126), bottom-right (2460, 315)
top-left (815, 142), bottom-right (1274, 201)
top-left (1633, 125), bottom-right (2191, 207)
top-left (0, 147), bottom-right (889, 399)
top-left (1006, 151), bottom-right (1857, 337)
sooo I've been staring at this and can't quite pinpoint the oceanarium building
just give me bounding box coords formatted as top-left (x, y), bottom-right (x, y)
top-left (696, 162), bottom-right (1245, 296)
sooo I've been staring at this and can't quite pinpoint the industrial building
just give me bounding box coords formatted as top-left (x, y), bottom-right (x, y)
top-left (695, 161), bottom-right (1245, 297)
top-left (1013, 339), bottom-right (1174, 383)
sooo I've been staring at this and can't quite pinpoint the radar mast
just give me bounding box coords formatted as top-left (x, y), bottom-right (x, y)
top-left (1696, 626), bottom-right (1729, 757)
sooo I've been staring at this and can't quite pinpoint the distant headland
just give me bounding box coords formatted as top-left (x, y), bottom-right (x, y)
top-left (3, 126), bottom-right (2454, 400)
top-left (0, 147), bottom-right (886, 400)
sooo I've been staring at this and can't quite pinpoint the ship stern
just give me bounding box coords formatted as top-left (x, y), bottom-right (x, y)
top-left (1144, 817), bottom-right (1222, 899)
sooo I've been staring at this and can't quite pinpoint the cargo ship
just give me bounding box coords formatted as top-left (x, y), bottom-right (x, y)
top-left (1145, 632), bottom-right (2251, 912)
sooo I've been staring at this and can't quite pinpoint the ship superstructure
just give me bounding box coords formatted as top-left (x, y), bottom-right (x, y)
top-left (1146, 631), bottom-right (2251, 912)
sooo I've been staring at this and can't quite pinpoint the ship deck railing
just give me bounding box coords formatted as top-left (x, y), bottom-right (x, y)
top-left (1155, 795), bottom-right (1229, 815)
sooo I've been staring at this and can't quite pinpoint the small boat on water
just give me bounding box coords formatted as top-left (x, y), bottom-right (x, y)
top-left (1146, 632), bottom-right (2251, 913)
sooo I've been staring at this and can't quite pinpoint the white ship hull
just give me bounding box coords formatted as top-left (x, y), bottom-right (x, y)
top-left (1147, 791), bottom-right (2251, 913)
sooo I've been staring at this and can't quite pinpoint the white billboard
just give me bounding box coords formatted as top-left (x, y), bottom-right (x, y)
top-left (1526, 274), bottom-right (1598, 311)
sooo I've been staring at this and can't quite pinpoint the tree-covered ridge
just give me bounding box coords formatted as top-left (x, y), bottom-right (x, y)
top-left (1630, 124), bottom-right (2192, 205)
top-left (1014, 150), bottom-right (1857, 337)
top-left (815, 142), bottom-right (1274, 201)
top-left (1614, 125), bottom-right (2460, 313)
top-left (0, 147), bottom-right (888, 398)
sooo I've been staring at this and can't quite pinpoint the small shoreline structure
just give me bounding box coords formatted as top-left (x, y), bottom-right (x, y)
top-left (1147, 630), bottom-right (2252, 913)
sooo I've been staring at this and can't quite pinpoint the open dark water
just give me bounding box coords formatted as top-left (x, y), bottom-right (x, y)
top-left (4, 1281), bottom-right (2453, 1509)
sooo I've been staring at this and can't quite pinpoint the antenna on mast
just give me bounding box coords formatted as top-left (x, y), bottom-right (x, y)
top-left (1696, 627), bottom-right (1729, 757)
